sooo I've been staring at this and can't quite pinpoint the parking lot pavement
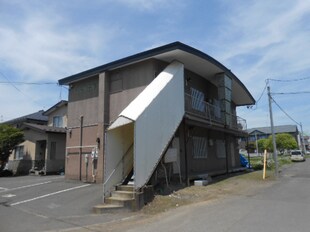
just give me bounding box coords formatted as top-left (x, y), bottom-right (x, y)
top-left (0, 175), bottom-right (133, 232)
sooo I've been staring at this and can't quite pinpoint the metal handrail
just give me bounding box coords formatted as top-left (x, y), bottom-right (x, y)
top-left (103, 143), bottom-right (134, 195)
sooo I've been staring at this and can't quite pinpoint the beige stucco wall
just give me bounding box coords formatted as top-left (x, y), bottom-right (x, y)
top-left (9, 129), bottom-right (47, 161)
top-left (46, 104), bottom-right (68, 127)
top-left (8, 129), bottom-right (47, 175)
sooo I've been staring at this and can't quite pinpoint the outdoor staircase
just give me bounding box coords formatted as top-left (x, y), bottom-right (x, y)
top-left (93, 184), bottom-right (137, 213)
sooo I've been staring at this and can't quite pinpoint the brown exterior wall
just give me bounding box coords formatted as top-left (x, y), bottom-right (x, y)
top-left (108, 59), bottom-right (164, 121)
top-left (66, 75), bottom-right (101, 181)
top-left (64, 59), bottom-right (168, 183)
top-left (178, 122), bottom-right (241, 180)
top-left (64, 58), bottom-right (242, 184)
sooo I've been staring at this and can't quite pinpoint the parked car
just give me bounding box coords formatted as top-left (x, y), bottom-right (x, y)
top-left (290, 150), bottom-right (305, 162)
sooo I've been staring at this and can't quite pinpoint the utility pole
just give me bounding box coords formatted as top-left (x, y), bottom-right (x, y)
top-left (255, 131), bottom-right (259, 156)
top-left (267, 86), bottom-right (278, 177)
top-left (300, 123), bottom-right (306, 154)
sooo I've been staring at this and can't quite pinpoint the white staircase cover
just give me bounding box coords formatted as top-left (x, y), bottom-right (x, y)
top-left (106, 61), bottom-right (184, 191)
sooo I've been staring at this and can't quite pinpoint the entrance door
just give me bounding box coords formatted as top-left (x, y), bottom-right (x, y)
top-left (35, 140), bottom-right (46, 170)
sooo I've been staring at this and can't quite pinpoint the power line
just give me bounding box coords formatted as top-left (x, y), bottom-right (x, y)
top-left (268, 76), bottom-right (310, 82)
top-left (0, 71), bottom-right (62, 107)
top-left (270, 96), bottom-right (300, 125)
top-left (0, 71), bottom-right (25, 94)
top-left (0, 81), bottom-right (57, 85)
top-left (272, 91), bottom-right (310, 95)
top-left (256, 80), bottom-right (268, 105)
top-left (246, 80), bottom-right (268, 111)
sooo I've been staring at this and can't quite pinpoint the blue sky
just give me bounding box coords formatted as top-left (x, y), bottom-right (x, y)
top-left (0, 0), bottom-right (310, 133)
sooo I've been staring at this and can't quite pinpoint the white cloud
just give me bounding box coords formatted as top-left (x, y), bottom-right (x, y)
top-left (214, 0), bottom-right (310, 82)
top-left (112, 0), bottom-right (178, 11)
top-left (0, 5), bottom-right (120, 83)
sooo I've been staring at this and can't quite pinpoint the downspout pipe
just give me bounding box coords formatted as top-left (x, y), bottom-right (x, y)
top-left (79, 115), bottom-right (84, 181)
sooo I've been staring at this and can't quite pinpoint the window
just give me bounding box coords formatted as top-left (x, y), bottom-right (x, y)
top-left (216, 140), bottom-right (226, 158)
top-left (213, 99), bottom-right (221, 119)
top-left (53, 116), bottom-right (63, 127)
top-left (192, 136), bottom-right (208, 158)
top-left (110, 73), bottom-right (123, 93)
top-left (190, 88), bottom-right (205, 112)
top-left (15, 146), bottom-right (24, 160)
top-left (50, 142), bottom-right (56, 160)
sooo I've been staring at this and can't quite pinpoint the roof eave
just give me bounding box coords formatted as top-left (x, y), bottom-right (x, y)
top-left (58, 41), bottom-right (255, 104)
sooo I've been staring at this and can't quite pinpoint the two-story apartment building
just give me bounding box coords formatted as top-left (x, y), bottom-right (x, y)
top-left (59, 42), bottom-right (255, 209)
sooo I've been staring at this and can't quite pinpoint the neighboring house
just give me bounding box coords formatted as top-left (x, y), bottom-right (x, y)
top-left (3, 110), bottom-right (48, 128)
top-left (246, 125), bottom-right (299, 144)
top-left (58, 42), bottom-right (255, 209)
top-left (5, 101), bottom-right (67, 175)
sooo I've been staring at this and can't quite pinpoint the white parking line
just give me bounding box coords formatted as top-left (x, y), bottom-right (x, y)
top-left (11, 184), bottom-right (91, 206)
top-left (0, 181), bottom-right (52, 193)
top-left (2, 194), bottom-right (16, 198)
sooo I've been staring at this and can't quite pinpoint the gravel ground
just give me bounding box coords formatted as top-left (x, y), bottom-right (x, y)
top-left (141, 170), bottom-right (275, 215)
top-left (56, 170), bottom-right (276, 232)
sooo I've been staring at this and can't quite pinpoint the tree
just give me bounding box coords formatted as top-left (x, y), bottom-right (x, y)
top-left (275, 133), bottom-right (298, 154)
top-left (0, 124), bottom-right (24, 171)
top-left (260, 133), bottom-right (298, 153)
top-left (257, 138), bottom-right (271, 153)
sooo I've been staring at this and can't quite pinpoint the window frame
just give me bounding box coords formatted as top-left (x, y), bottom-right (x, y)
top-left (192, 136), bottom-right (208, 159)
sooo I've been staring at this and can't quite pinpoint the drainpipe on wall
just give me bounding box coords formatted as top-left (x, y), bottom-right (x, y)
top-left (79, 115), bottom-right (84, 181)
top-left (225, 134), bottom-right (229, 174)
top-left (183, 122), bottom-right (189, 186)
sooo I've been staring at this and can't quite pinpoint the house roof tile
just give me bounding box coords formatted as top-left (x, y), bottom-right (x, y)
top-left (2, 110), bottom-right (48, 125)
top-left (22, 123), bottom-right (66, 133)
top-left (247, 125), bottom-right (298, 135)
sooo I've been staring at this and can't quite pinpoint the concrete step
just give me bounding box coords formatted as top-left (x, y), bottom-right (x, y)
top-left (104, 196), bottom-right (134, 206)
top-left (93, 204), bottom-right (129, 214)
top-left (111, 190), bottom-right (135, 200)
top-left (116, 184), bottom-right (134, 192)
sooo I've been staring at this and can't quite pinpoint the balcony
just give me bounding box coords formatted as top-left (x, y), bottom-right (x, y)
top-left (185, 94), bottom-right (247, 131)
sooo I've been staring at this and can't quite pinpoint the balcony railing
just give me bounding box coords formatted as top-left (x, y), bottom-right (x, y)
top-left (230, 114), bottom-right (247, 131)
top-left (185, 94), bottom-right (223, 124)
top-left (185, 94), bottom-right (247, 131)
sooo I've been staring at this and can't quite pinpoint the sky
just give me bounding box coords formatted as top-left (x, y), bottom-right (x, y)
top-left (0, 0), bottom-right (310, 133)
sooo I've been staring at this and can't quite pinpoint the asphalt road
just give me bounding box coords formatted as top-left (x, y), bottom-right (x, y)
top-left (119, 160), bottom-right (310, 232)
top-left (2, 161), bottom-right (310, 232)
top-left (0, 175), bottom-right (132, 232)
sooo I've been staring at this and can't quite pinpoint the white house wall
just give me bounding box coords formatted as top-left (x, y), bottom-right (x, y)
top-left (104, 123), bottom-right (134, 197)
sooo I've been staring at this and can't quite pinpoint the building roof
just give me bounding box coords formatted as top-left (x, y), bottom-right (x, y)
top-left (58, 41), bottom-right (255, 106)
top-left (43, 100), bottom-right (68, 116)
top-left (2, 110), bottom-right (48, 125)
top-left (247, 125), bottom-right (298, 135)
top-left (22, 123), bottom-right (66, 133)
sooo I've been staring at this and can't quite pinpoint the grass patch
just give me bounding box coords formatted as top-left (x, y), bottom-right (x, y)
top-left (246, 155), bottom-right (292, 171)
